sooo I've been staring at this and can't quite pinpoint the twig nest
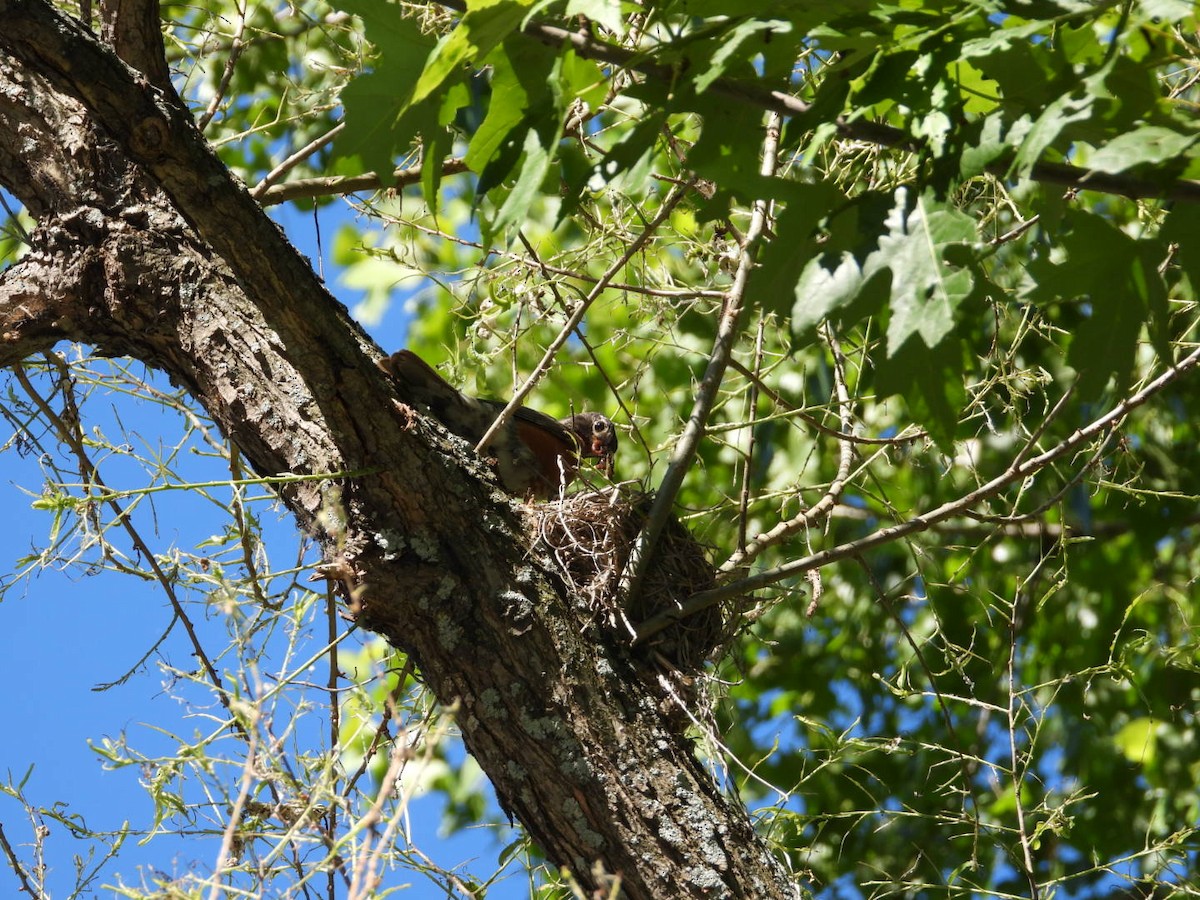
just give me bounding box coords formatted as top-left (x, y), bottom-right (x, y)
top-left (534, 489), bottom-right (732, 672)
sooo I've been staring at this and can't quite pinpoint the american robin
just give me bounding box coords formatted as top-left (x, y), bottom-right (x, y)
top-left (378, 350), bottom-right (618, 499)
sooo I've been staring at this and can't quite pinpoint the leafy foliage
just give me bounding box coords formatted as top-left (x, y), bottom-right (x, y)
top-left (4, 0), bottom-right (1200, 897)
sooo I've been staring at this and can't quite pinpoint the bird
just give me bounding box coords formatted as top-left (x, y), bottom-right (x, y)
top-left (378, 349), bottom-right (618, 499)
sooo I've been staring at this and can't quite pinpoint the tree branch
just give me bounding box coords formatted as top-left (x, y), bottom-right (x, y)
top-left (1, 0), bottom-right (378, 378)
top-left (255, 155), bottom-right (469, 206)
top-left (719, 326), bottom-right (856, 576)
top-left (636, 345), bottom-right (1200, 640)
top-left (471, 179), bottom-right (692, 458)
top-left (98, 0), bottom-right (172, 91)
top-left (620, 112), bottom-right (782, 603)
top-left (0, 4), bottom-right (795, 895)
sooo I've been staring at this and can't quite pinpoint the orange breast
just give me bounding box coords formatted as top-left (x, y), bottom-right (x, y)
top-left (513, 417), bottom-right (579, 492)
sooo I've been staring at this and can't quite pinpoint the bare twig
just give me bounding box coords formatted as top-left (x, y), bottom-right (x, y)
top-left (347, 741), bottom-right (410, 899)
top-left (620, 112), bottom-right (783, 604)
top-left (855, 557), bottom-right (981, 867)
top-left (515, 229), bottom-right (646, 456)
top-left (347, 709), bottom-right (455, 900)
top-left (341, 658), bottom-right (417, 799)
top-left (257, 157), bottom-right (470, 206)
top-left (726, 357), bottom-right (927, 446)
top-left (229, 445), bottom-right (274, 609)
top-left (325, 578), bottom-right (342, 894)
top-left (635, 344), bottom-right (1200, 640)
top-left (195, 1), bottom-right (249, 133)
top-left (720, 325), bottom-right (856, 576)
top-left (359, 208), bottom-right (726, 298)
top-left (208, 728), bottom-right (259, 900)
top-left (251, 122), bottom-right (345, 200)
top-left (13, 360), bottom-right (237, 726)
top-left (737, 320), bottom-right (766, 552)
top-left (0, 822), bottom-right (41, 899)
top-left (1007, 599), bottom-right (1041, 900)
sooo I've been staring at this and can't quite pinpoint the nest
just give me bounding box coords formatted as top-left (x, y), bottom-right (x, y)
top-left (534, 489), bottom-right (739, 672)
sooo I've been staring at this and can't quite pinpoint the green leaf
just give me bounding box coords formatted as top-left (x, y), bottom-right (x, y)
top-left (492, 127), bottom-right (555, 232)
top-left (871, 192), bottom-right (977, 355)
top-left (1087, 126), bottom-right (1199, 175)
top-left (333, 2), bottom-right (440, 181)
top-left (1011, 90), bottom-right (1094, 176)
top-left (747, 181), bottom-right (841, 318)
top-left (565, 0), bottom-right (625, 32)
top-left (1024, 209), bottom-right (1169, 398)
top-left (1113, 717), bottom-right (1158, 766)
top-left (1068, 288), bottom-right (1142, 400)
top-left (691, 18), bottom-right (790, 93)
top-left (467, 39), bottom-right (554, 178)
top-left (1162, 205), bottom-right (1200, 295)
top-left (1137, 0), bottom-right (1196, 21)
top-left (789, 191), bottom-right (896, 340)
top-left (686, 94), bottom-right (777, 208)
top-left (875, 332), bottom-right (965, 451)
top-left (958, 112), bottom-right (1008, 178)
top-left (411, 0), bottom-right (534, 109)
top-left (558, 108), bottom-right (668, 222)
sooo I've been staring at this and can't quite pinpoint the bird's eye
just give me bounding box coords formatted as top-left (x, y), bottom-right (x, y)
top-left (593, 419), bottom-right (608, 435)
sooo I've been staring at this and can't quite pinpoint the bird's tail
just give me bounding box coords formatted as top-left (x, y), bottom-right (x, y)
top-left (378, 350), bottom-right (489, 439)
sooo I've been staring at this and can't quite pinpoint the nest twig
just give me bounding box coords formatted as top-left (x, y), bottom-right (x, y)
top-left (534, 489), bottom-right (742, 672)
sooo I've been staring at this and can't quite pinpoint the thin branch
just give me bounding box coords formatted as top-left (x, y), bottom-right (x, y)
top-left (228, 445), bottom-right (274, 609)
top-left (515, 229), bottom-right (647, 456)
top-left (635, 344), bottom-right (1200, 640)
top-left (195, 0), bottom-right (248, 133)
top-left (856, 557), bottom-right (982, 868)
top-left (383, 212), bottom-right (725, 299)
top-left (325, 579), bottom-right (341, 899)
top-left (720, 325), bottom-right (856, 576)
top-left (347, 710), bottom-right (454, 900)
top-left (736, 320), bottom-right (766, 552)
top-left (257, 156), bottom-right (469, 206)
top-left (830, 503), bottom-right (1200, 540)
top-left (12, 361), bottom-right (241, 734)
top-left (726, 356), bottom-right (927, 446)
top-left (208, 728), bottom-right (259, 900)
top-left (251, 122), bottom-right (345, 200)
top-left (0, 822), bottom-right (41, 899)
top-left (620, 112), bottom-right (783, 604)
top-left (1007, 599), bottom-right (1041, 900)
top-left (346, 742), bottom-right (409, 899)
top-left (341, 658), bottom-right (416, 799)
top-left (472, 179), bottom-right (694, 457)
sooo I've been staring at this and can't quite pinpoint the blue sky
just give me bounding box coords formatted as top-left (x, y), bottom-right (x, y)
top-left (0, 200), bottom-right (534, 898)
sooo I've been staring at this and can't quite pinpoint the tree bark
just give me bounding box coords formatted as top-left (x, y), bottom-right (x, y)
top-left (0, 2), bottom-right (795, 896)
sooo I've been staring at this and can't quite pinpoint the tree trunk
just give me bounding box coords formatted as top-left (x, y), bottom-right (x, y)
top-left (0, 2), bottom-right (794, 896)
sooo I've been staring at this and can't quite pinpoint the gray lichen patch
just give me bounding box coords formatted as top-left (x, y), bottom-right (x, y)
top-left (560, 796), bottom-right (605, 851)
top-left (436, 612), bottom-right (464, 650)
top-left (478, 687), bottom-right (508, 720)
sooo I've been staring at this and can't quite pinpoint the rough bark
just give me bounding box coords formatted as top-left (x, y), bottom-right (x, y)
top-left (0, 1), bottom-right (795, 896)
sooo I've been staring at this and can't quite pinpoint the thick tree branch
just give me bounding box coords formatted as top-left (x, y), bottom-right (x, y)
top-left (99, 0), bottom-right (171, 91)
top-left (1, 0), bottom-right (379, 386)
top-left (0, 3), bottom-right (795, 895)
